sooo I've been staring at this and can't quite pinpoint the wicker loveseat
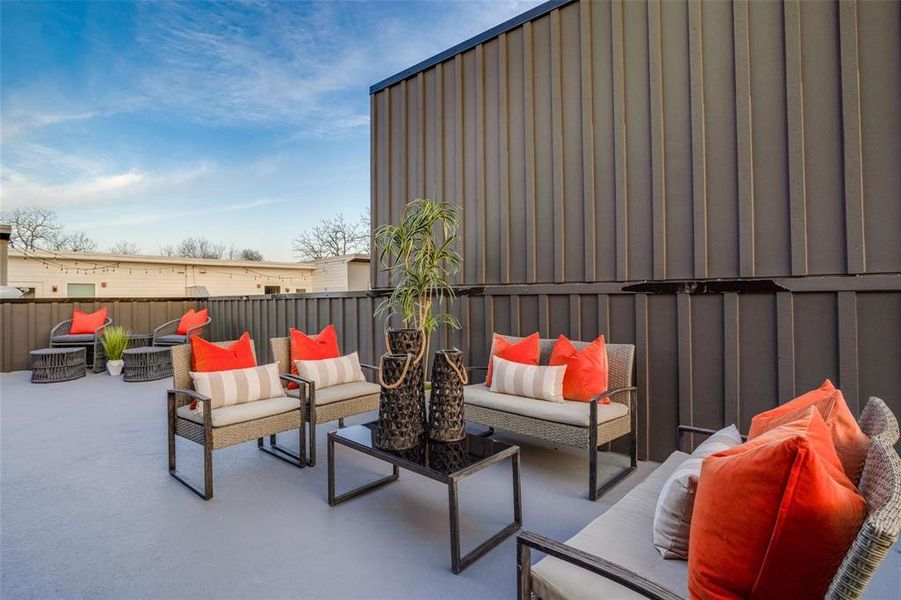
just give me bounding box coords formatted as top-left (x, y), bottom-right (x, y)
top-left (167, 339), bottom-right (306, 500)
top-left (270, 337), bottom-right (381, 467)
top-left (516, 396), bottom-right (901, 600)
top-left (50, 314), bottom-right (112, 372)
top-left (464, 337), bottom-right (637, 500)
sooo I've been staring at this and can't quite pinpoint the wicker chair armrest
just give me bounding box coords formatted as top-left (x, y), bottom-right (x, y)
top-left (153, 318), bottom-right (180, 338)
top-left (591, 386), bottom-right (637, 403)
top-left (94, 317), bottom-right (112, 336)
top-left (168, 388), bottom-right (210, 402)
top-left (465, 365), bottom-right (489, 373)
top-left (279, 373), bottom-right (309, 391)
top-left (50, 319), bottom-right (73, 338)
top-left (517, 531), bottom-right (683, 600)
top-left (184, 317), bottom-right (211, 339)
top-left (360, 363), bottom-right (379, 372)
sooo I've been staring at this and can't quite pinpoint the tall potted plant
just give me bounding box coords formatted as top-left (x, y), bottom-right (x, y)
top-left (374, 198), bottom-right (462, 362)
top-left (374, 199), bottom-right (463, 445)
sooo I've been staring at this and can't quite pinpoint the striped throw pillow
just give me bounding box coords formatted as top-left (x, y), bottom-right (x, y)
top-left (489, 356), bottom-right (566, 403)
top-left (190, 363), bottom-right (283, 410)
top-left (653, 425), bottom-right (743, 559)
top-left (294, 352), bottom-right (365, 390)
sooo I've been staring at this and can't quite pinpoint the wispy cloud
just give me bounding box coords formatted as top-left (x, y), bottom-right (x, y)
top-left (68, 198), bottom-right (285, 228)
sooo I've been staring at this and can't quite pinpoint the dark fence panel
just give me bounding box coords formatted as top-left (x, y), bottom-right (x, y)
top-left (0, 298), bottom-right (204, 373)
top-left (204, 277), bottom-right (901, 461)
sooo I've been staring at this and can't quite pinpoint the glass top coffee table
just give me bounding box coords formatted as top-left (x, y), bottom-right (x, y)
top-left (327, 421), bottom-right (522, 574)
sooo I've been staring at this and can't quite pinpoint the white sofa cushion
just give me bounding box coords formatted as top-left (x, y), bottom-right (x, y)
top-left (190, 363), bottom-right (282, 410)
top-left (532, 451), bottom-right (691, 600)
top-left (464, 384), bottom-right (628, 427)
top-left (289, 380), bottom-right (381, 406)
top-left (177, 395), bottom-right (300, 428)
top-left (490, 356), bottom-right (566, 402)
top-left (294, 352), bottom-right (365, 390)
top-left (652, 425), bottom-right (742, 559)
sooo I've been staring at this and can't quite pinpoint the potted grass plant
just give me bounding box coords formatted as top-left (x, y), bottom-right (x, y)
top-left (101, 326), bottom-right (131, 376)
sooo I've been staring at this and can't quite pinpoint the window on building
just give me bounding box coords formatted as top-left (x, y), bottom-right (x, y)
top-left (264, 285), bottom-right (280, 295)
top-left (67, 283), bottom-right (96, 298)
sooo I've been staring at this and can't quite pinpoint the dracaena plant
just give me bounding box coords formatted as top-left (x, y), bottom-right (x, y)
top-left (374, 199), bottom-right (462, 358)
top-left (101, 326), bottom-right (131, 361)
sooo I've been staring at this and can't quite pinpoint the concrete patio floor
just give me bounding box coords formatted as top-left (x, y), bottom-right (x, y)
top-left (1, 370), bottom-right (898, 599)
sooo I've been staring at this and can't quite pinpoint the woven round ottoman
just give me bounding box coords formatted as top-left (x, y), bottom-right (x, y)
top-left (123, 346), bottom-right (172, 382)
top-left (30, 347), bottom-right (87, 384)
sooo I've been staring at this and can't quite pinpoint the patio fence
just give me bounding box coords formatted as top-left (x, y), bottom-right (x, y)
top-left (2, 281), bottom-right (898, 460)
top-left (0, 298), bottom-right (204, 373)
top-left (205, 279), bottom-right (901, 461)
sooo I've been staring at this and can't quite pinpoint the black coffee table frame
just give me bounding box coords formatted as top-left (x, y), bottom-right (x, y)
top-left (327, 424), bottom-right (522, 574)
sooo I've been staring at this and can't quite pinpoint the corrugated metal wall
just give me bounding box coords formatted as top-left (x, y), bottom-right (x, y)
top-left (370, 0), bottom-right (901, 287)
top-left (0, 299), bottom-right (203, 373)
top-left (368, 0), bottom-right (901, 459)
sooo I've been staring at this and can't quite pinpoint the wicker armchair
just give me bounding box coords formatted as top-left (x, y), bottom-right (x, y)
top-left (516, 396), bottom-right (901, 600)
top-left (270, 337), bottom-right (381, 467)
top-left (168, 339), bottom-right (305, 500)
top-left (463, 337), bottom-right (637, 500)
top-left (50, 315), bottom-right (113, 372)
top-left (152, 315), bottom-right (211, 347)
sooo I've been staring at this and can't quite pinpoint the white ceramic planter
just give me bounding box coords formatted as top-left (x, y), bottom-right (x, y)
top-left (107, 359), bottom-right (124, 377)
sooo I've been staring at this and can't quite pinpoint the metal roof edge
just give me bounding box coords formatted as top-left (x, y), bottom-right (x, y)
top-left (369, 0), bottom-right (575, 94)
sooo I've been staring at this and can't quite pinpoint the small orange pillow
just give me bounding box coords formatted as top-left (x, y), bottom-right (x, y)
top-left (549, 335), bottom-right (609, 402)
top-left (688, 407), bottom-right (865, 600)
top-left (191, 332), bottom-right (256, 372)
top-left (288, 325), bottom-right (340, 389)
top-left (70, 307), bottom-right (108, 334)
top-left (177, 308), bottom-right (208, 335)
top-left (485, 332), bottom-right (540, 387)
top-left (749, 379), bottom-right (870, 483)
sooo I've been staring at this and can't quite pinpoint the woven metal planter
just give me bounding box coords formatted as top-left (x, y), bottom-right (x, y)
top-left (429, 349), bottom-right (467, 442)
top-left (123, 346), bottom-right (173, 382)
top-left (375, 352), bottom-right (424, 451)
top-left (30, 347), bottom-right (86, 383)
top-left (385, 328), bottom-right (426, 427)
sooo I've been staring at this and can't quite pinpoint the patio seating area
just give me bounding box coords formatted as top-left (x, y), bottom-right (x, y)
top-left (1, 369), bottom-right (898, 598)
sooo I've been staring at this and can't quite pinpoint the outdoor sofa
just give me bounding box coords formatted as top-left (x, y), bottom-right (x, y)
top-left (167, 339), bottom-right (305, 500)
top-left (516, 396), bottom-right (901, 600)
top-left (464, 337), bottom-right (637, 500)
top-left (270, 336), bottom-right (381, 466)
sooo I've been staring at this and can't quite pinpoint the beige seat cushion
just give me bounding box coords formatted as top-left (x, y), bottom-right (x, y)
top-left (532, 451), bottom-right (691, 600)
top-left (177, 395), bottom-right (300, 428)
top-left (288, 381), bottom-right (381, 406)
top-left (464, 384), bottom-right (628, 427)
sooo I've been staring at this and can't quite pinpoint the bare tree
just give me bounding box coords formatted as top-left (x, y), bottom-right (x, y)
top-left (292, 211), bottom-right (370, 260)
top-left (49, 231), bottom-right (97, 253)
top-left (237, 248), bottom-right (263, 261)
top-left (160, 237), bottom-right (226, 259)
top-left (0, 207), bottom-right (62, 250)
top-left (109, 240), bottom-right (141, 255)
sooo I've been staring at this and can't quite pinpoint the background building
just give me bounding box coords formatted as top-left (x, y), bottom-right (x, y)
top-left (7, 249), bottom-right (369, 298)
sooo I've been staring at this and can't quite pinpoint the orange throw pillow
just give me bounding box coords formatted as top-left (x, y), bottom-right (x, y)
top-left (288, 325), bottom-right (340, 389)
top-left (191, 332), bottom-right (256, 372)
top-left (688, 407), bottom-right (866, 600)
top-left (485, 332), bottom-right (540, 387)
top-left (549, 335), bottom-right (609, 402)
top-left (70, 307), bottom-right (108, 334)
top-left (749, 379), bottom-right (870, 483)
top-left (176, 308), bottom-right (208, 335)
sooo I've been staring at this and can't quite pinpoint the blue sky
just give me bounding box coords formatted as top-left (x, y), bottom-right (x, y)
top-left (1, 0), bottom-right (542, 260)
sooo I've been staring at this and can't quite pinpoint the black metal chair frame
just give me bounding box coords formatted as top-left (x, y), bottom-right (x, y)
top-left (167, 373), bottom-right (306, 500)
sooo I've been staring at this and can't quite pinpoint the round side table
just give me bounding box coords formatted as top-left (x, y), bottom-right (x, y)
top-left (30, 347), bottom-right (87, 383)
top-left (123, 346), bottom-right (172, 382)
